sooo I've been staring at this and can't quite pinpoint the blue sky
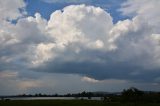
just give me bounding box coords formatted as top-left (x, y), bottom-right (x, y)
top-left (0, 0), bottom-right (160, 95)
top-left (25, 0), bottom-right (127, 23)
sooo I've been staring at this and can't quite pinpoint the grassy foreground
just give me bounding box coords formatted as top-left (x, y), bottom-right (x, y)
top-left (0, 100), bottom-right (160, 106)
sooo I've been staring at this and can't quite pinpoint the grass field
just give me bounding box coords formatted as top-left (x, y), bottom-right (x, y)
top-left (0, 100), bottom-right (160, 106)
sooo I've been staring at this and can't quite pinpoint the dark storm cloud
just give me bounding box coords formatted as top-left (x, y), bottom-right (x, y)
top-left (32, 46), bottom-right (160, 83)
top-left (1, 0), bottom-right (160, 95)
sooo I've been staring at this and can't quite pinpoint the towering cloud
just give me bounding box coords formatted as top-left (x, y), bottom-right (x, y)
top-left (47, 5), bottom-right (113, 49)
top-left (0, 0), bottom-right (160, 95)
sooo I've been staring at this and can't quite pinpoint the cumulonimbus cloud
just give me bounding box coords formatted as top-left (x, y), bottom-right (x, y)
top-left (0, 0), bottom-right (160, 86)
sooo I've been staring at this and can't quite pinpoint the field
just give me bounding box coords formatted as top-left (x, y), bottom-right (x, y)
top-left (0, 100), bottom-right (160, 106)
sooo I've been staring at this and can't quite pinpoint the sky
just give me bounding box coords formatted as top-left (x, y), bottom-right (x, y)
top-left (0, 0), bottom-right (160, 95)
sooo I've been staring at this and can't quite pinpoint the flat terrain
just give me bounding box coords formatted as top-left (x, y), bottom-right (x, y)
top-left (0, 100), bottom-right (160, 106)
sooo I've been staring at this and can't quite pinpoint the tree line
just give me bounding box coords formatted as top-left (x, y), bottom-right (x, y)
top-left (1, 87), bottom-right (160, 103)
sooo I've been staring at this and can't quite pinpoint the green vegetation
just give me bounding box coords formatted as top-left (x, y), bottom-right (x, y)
top-left (0, 100), bottom-right (160, 106)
